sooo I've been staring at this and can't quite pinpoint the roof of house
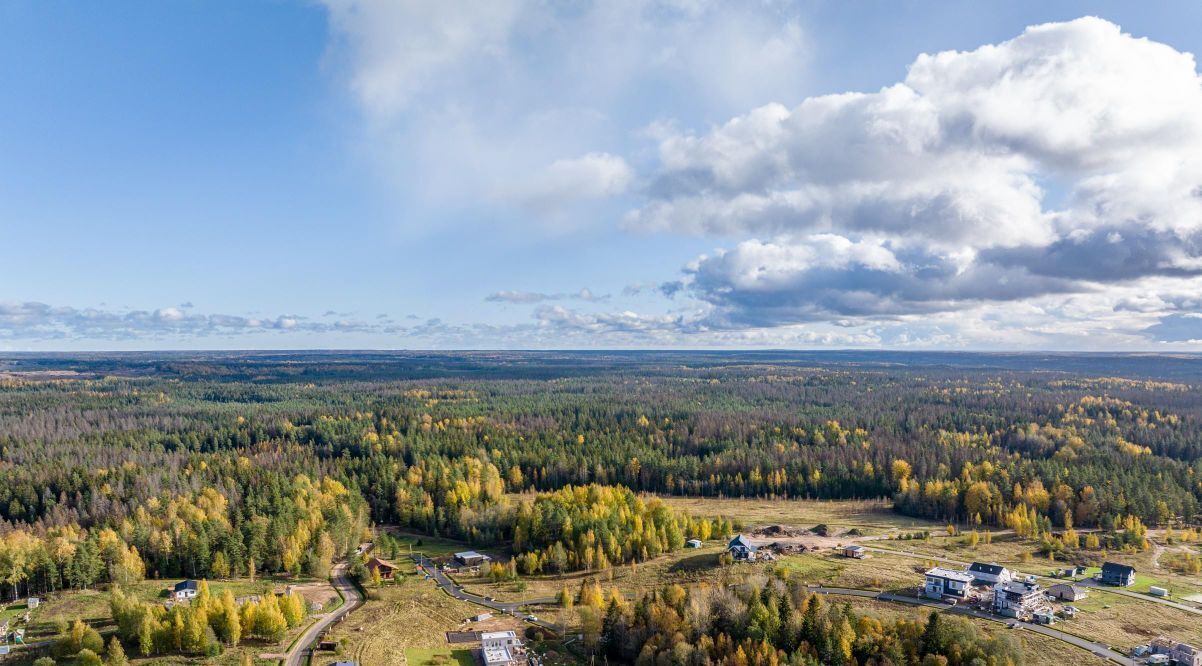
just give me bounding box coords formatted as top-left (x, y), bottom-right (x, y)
top-left (995, 580), bottom-right (1043, 595)
top-left (455, 550), bottom-right (488, 559)
top-left (367, 557), bottom-right (399, 570)
top-left (1048, 583), bottom-right (1086, 593)
top-left (1101, 562), bottom-right (1136, 576)
top-left (174, 580), bottom-right (198, 592)
top-left (687, 538), bottom-right (702, 543)
top-left (968, 562), bottom-right (1007, 576)
top-left (481, 630), bottom-right (518, 640)
top-left (845, 545), bottom-right (866, 552)
top-left (925, 567), bottom-right (974, 583)
top-left (728, 534), bottom-right (757, 550)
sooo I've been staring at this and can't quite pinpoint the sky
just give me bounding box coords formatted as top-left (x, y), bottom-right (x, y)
top-left (5, 1), bottom-right (1202, 351)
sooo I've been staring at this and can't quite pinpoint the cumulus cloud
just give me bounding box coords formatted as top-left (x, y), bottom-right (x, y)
top-left (629, 17), bottom-right (1202, 330)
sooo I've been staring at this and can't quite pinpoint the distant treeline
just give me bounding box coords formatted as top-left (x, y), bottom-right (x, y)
top-left (1, 356), bottom-right (1200, 599)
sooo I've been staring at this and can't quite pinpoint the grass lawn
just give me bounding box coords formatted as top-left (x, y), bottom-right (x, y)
top-left (383, 529), bottom-right (480, 559)
top-left (406, 647), bottom-right (477, 666)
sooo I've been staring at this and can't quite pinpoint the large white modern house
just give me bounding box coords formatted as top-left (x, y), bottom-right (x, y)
top-left (923, 567), bottom-right (974, 600)
top-left (481, 630), bottom-right (524, 666)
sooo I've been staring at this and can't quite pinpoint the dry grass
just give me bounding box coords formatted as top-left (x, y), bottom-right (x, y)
top-left (325, 562), bottom-right (517, 666)
top-left (655, 496), bottom-right (940, 534)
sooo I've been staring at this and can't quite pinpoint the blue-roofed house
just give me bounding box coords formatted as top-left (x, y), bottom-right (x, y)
top-left (727, 535), bottom-right (758, 561)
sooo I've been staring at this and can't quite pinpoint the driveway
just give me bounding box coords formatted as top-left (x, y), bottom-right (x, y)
top-left (412, 554), bottom-right (558, 630)
top-left (285, 560), bottom-right (364, 666)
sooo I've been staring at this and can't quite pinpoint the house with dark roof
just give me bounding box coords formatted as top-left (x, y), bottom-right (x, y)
top-left (727, 535), bottom-right (758, 561)
top-left (967, 562), bottom-right (1012, 586)
top-left (173, 580), bottom-right (199, 600)
top-left (1100, 562), bottom-right (1136, 587)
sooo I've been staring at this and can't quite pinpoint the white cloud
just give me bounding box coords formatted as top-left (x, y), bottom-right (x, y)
top-left (629, 17), bottom-right (1202, 332)
top-left (320, 0), bottom-right (808, 224)
top-left (505, 152), bottom-right (632, 212)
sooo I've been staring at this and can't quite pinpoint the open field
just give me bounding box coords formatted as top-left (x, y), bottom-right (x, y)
top-left (655, 496), bottom-right (941, 535)
top-left (1057, 590), bottom-right (1202, 651)
top-left (769, 550), bottom-right (929, 591)
top-left (321, 559), bottom-right (521, 666)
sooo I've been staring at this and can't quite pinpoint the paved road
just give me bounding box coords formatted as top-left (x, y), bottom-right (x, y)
top-left (412, 554), bottom-right (558, 630)
top-left (807, 586), bottom-right (1133, 665)
top-left (285, 560), bottom-right (364, 666)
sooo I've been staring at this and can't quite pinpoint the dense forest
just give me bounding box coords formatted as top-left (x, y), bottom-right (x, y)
top-left (1, 351), bottom-right (1201, 604)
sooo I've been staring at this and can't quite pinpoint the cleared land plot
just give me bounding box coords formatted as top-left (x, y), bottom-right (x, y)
top-left (656, 497), bottom-right (939, 534)
top-left (325, 560), bottom-right (519, 666)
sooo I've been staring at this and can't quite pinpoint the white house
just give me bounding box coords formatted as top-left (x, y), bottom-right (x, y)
top-left (923, 567), bottom-right (974, 600)
top-left (481, 630), bottom-right (523, 666)
top-left (173, 580), bottom-right (199, 600)
top-left (967, 562), bottom-right (1012, 586)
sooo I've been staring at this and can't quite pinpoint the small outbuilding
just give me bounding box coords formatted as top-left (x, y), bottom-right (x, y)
top-left (686, 539), bottom-right (703, 549)
top-left (842, 545), bottom-right (866, 559)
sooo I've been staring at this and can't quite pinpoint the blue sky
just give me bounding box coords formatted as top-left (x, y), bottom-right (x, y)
top-left (4, 1), bottom-right (1202, 350)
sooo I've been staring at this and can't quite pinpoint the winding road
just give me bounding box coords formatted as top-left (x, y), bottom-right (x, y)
top-left (285, 560), bottom-right (365, 666)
